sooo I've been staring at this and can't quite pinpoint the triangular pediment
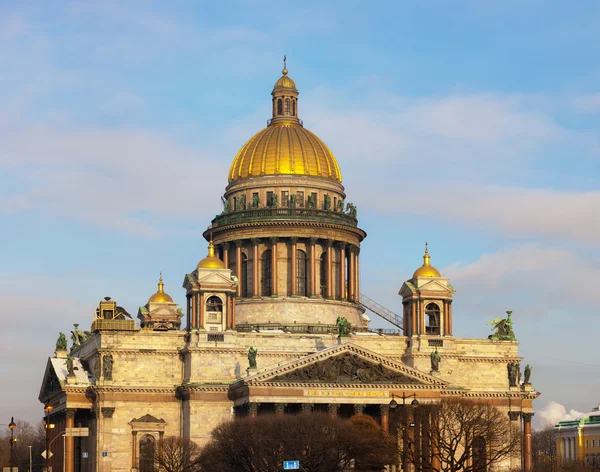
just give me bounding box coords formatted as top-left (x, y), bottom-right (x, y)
top-left (418, 279), bottom-right (454, 293)
top-left (196, 270), bottom-right (235, 286)
top-left (39, 359), bottom-right (63, 402)
top-left (244, 343), bottom-right (447, 387)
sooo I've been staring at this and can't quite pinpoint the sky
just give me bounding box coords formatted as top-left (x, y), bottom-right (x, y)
top-left (1, 0), bottom-right (599, 431)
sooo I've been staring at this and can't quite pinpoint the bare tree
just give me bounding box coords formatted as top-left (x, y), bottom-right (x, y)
top-left (532, 426), bottom-right (557, 471)
top-left (154, 436), bottom-right (202, 472)
top-left (412, 400), bottom-right (520, 472)
top-left (198, 412), bottom-right (396, 472)
top-left (0, 420), bottom-right (46, 472)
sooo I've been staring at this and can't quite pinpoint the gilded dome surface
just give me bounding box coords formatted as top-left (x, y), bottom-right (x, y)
top-left (148, 275), bottom-right (174, 303)
top-left (412, 244), bottom-right (441, 278)
top-left (273, 74), bottom-right (297, 91)
top-left (228, 122), bottom-right (342, 183)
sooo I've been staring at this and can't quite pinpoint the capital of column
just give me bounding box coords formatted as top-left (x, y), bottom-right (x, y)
top-left (354, 404), bottom-right (365, 415)
top-left (101, 407), bottom-right (115, 418)
top-left (309, 237), bottom-right (318, 245)
top-left (222, 242), bottom-right (230, 250)
top-left (348, 244), bottom-right (359, 254)
top-left (336, 241), bottom-right (347, 249)
top-left (290, 236), bottom-right (299, 245)
top-left (269, 236), bottom-right (279, 245)
top-left (66, 408), bottom-right (76, 420)
top-left (274, 403), bottom-right (286, 415)
top-left (248, 403), bottom-right (260, 414)
top-left (234, 239), bottom-right (244, 248)
top-left (508, 411), bottom-right (522, 421)
top-left (251, 238), bottom-right (261, 246)
top-left (523, 412), bottom-right (535, 422)
top-left (380, 404), bottom-right (390, 414)
top-left (326, 239), bottom-right (334, 248)
top-left (301, 403), bottom-right (314, 413)
top-left (328, 403), bottom-right (340, 415)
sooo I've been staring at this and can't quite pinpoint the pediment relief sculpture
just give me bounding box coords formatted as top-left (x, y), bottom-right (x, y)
top-left (271, 353), bottom-right (420, 384)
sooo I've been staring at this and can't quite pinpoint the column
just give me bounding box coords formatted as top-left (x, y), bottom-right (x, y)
top-left (328, 404), bottom-right (340, 417)
top-left (326, 240), bottom-right (333, 298)
top-left (338, 243), bottom-right (346, 300)
top-left (270, 237), bottom-right (278, 297)
top-left (353, 404), bottom-right (364, 416)
top-left (65, 409), bottom-right (75, 472)
top-left (186, 295), bottom-right (191, 331)
top-left (523, 413), bottom-right (534, 471)
top-left (101, 407), bottom-right (114, 472)
top-left (448, 302), bottom-right (453, 335)
top-left (411, 300), bottom-right (417, 336)
top-left (226, 296), bottom-right (232, 330)
top-left (252, 238), bottom-right (260, 297)
top-left (355, 247), bottom-right (360, 299)
top-left (131, 431), bottom-right (138, 470)
top-left (158, 432), bottom-right (164, 462)
top-left (222, 242), bottom-right (229, 268)
top-left (290, 237), bottom-right (298, 296)
top-left (235, 241), bottom-right (243, 297)
top-left (419, 299), bottom-right (425, 335)
top-left (309, 238), bottom-right (317, 297)
top-left (231, 296), bottom-right (236, 329)
top-left (199, 293), bottom-right (205, 329)
top-left (275, 404), bottom-right (286, 415)
top-left (380, 405), bottom-right (389, 434)
top-left (248, 403), bottom-right (259, 418)
top-left (348, 246), bottom-right (356, 302)
top-left (402, 304), bottom-right (408, 333)
top-left (191, 294), bottom-right (198, 329)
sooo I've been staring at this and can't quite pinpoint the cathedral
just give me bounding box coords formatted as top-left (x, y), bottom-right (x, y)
top-left (39, 63), bottom-right (539, 472)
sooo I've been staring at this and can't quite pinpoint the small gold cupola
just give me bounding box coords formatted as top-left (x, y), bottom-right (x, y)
top-left (197, 239), bottom-right (226, 270)
top-left (412, 243), bottom-right (442, 278)
top-left (270, 55), bottom-right (300, 125)
top-left (148, 273), bottom-right (174, 303)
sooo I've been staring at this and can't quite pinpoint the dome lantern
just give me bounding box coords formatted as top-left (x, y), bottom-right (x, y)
top-left (270, 55), bottom-right (300, 125)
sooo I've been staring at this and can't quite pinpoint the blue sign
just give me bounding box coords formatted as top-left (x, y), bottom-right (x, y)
top-left (283, 461), bottom-right (299, 470)
top-left (81, 453), bottom-right (88, 459)
top-left (102, 452), bottom-right (108, 457)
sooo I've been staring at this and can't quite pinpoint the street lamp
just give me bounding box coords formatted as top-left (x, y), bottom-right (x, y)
top-left (9, 417), bottom-right (17, 472)
top-left (45, 405), bottom-right (55, 472)
top-left (389, 394), bottom-right (419, 471)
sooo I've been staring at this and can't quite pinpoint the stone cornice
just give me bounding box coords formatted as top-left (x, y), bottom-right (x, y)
top-left (91, 386), bottom-right (178, 394)
top-left (251, 382), bottom-right (444, 390)
top-left (399, 355), bottom-right (524, 363)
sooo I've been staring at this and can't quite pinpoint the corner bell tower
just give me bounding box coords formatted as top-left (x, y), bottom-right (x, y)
top-left (399, 244), bottom-right (455, 337)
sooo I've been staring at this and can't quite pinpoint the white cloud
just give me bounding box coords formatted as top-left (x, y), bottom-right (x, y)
top-left (572, 93), bottom-right (600, 113)
top-left (538, 401), bottom-right (586, 428)
top-left (442, 244), bottom-right (600, 319)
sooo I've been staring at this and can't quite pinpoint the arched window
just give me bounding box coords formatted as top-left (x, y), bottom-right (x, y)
top-left (206, 296), bottom-right (223, 324)
top-left (296, 250), bottom-right (308, 296)
top-left (425, 303), bottom-right (440, 335)
top-left (139, 434), bottom-right (155, 472)
top-left (320, 252), bottom-right (327, 297)
top-left (285, 98), bottom-right (290, 115)
top-left (261, 249), bottom-right (272, 296)
top-left (277, 99), bottom-right (282, 115)
top-left (292, 99), bottom-right (296, 116)
top-left (242, 253), bottom-right (249, 298)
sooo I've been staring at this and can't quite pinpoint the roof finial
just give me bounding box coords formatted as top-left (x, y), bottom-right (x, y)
top-left (282, 55), bottom-right (288, 76)
top-left (423, 242), bottom-right (431, 267)
top-left (157, 273), bottom-right (164, 293)
top-left (208, 234), bottom-right (215, 258)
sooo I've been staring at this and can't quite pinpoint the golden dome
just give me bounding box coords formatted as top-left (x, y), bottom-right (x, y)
top-left (148, 274), bottom-right (174, 303)
top-left (228, 122), bottom-right (342, 182)
top-left (412, 243), bottom-right (441, 278)
top-left (197, 240), bottom-right (226, 269)
top-left (273, 73), bottom-right (297, 91)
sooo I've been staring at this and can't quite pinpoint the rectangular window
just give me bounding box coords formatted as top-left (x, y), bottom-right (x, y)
top-left (593, 440), bottom-right (596, 448)
top-left (311, 192), bottom-right (318, 208)
top-left (281, 191), bottom-right (289, 207)
top-left (266, 191), bottom-right (273, 207)
top-left (297, 191), bottom-right (304, 208)
top-left (586, 440), bottom-right (589, 448)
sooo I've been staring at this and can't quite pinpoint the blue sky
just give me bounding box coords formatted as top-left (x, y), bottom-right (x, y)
top-left (1, 0), bottom-right (599, 429)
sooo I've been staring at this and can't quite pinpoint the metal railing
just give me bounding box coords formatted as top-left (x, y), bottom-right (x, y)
top-left (211, 207), bottom-right (358, 228)
top-left (358, 293), bottom-right (403, 331)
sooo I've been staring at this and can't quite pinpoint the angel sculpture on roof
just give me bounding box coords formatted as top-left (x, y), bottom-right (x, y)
top-left (488, 310), bottom-right (516, 341)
